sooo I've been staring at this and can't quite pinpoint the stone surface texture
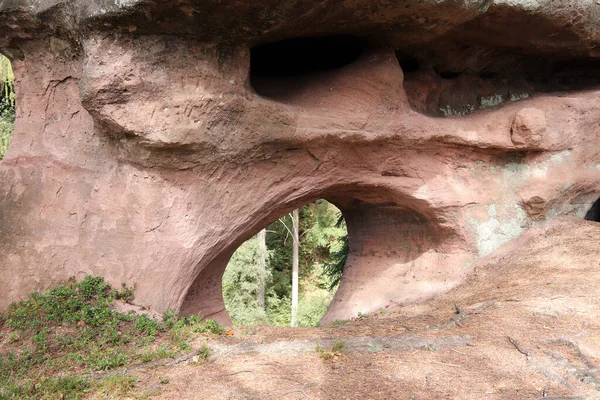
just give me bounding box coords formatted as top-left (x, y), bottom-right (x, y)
top-left (0, 0), bottom-right (599, 325)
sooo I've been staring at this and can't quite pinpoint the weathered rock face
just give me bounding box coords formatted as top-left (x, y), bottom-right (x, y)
top-left (1, 0), bottom-right (599, 325)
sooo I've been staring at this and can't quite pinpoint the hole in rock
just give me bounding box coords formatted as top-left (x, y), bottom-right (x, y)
top-left (222, 200), bottom-right (347, 327)
top-left (437, 70), bottom-right (462, 80)
top-left (250, 35), bottom-right (366, 102)
top-left (396, 47), bottom-right (600, 117)
top-left (0, 54), bottom-right (15, 160)
top-left (396, 55), bottom-right (420, 74)
top-left (584, 198), bottom-right (600, 223)
top-left (479, 72), bottom-right (499, 80)
top-left (180, 185), bottom-right (445, 327)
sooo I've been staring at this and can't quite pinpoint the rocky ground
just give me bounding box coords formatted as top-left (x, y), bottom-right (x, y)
top-left (98, 217), bottom-right (600, 400)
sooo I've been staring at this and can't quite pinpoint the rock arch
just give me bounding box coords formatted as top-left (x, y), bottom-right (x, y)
top-left (180, 183), bottom-right (462, 325)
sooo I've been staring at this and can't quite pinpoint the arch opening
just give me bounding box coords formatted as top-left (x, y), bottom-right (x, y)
top-left (250, 35), bottom-right (367, 103)
top-left (0, 54), bottom-right (15, 160)
top-left (179, 185), bottom-right (460, 327)
top-left (585, 198), bottom-right (600, 223)
top-left (222, 200), bottom-right (347, 327)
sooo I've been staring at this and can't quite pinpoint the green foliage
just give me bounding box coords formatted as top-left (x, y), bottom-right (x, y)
top-left (98, 373), bottom-right (138, 397)
top-left (316, 340), bottom-right (346, 360)
top-left (296, 293), bottom-right (332, 327)
top-left (0, 276), bottom-right (223, 399)
top-left (331, 340), bottom-right (347, 353)
top-left (114, 282), bottom-right (136, 303)
top-left (195, 344), bottom-right (212, 363)
top-left (264, 293), bottom-right (291, 326)
top-left (5, 276), bottom-right (117, 331)
top-left (0, 109), bottom-right (13, 160)
top-left (315, 343), bottom-right (333, 360)
top-left (331, 319), bottom-right (350, 326)
top-left (0, 54), bottom-right (14, 160)
top-left (162, 311), bottom-right (225, 342)
top-left (223, 200), bottom-right (349, 327)
top-left (222, 236), bottom-right (271, 326)
top-left (1, 54), bottom-right (15, 104)
top-left (134, 314), bottom-right (161, 336)
top-left (0, 375), bottom-right (90, 400)
top-left (193, 318), bottom-right (226, 335)
top-left (322, 229), bottom-right (348, 290)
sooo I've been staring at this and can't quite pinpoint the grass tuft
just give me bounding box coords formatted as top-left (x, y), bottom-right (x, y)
top-left (316, 340), bottom-right (347, 360)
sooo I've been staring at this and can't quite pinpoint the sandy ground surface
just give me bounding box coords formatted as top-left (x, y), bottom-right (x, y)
top-left (102, 218), bottom-right (600, 400)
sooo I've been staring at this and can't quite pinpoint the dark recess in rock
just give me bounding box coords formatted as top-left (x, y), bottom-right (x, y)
top-left (396, 55), bottom-right (420, 74)
top-left (251, 35), bottom-right (366, 78)
top-left (396, 46), bottom-right (600, 117)
top-left (436, 70), bottom-right (462, 80)
top-left (250, 35), bottom-right (366, 100)
top-left (584, 198), bottom-right (600, 223)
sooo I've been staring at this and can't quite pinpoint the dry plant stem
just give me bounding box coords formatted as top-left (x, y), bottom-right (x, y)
top-left (265, 382), bottom-right (319, 399)
top-left (508, 336), bottom-right (531, 358)
top-left (216, 369), bottom-right (255, 377)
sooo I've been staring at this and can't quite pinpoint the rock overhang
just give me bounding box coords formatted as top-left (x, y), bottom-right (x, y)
top-left (1, 1), bottom-right (599, 53)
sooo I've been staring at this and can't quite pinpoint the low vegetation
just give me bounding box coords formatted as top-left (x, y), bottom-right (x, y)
top-left (316, 340), bottom-right (347, 361)
top-left (0, 276), bottom-right (224, 399)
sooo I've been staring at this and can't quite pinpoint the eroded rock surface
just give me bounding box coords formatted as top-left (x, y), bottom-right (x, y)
top-left (0, 0), bottom-right (599, 325)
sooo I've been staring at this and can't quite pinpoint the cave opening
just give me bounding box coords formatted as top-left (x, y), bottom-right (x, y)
top-left (0, 53), bottom-right (15, 160)
top-left (396, 54), bottom-right (420, 74)
top-left (435, 69), bottom-right (462, 80)
top-left (584, 198), bottom-right (600, 223)
top-left (222, 200), bottom-right (347, 327)
top-left (250, 35), bottom-right (367, 101)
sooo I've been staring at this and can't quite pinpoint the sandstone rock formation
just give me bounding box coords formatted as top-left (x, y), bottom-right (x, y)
top-left (0, 0), bottom-right (599, 325)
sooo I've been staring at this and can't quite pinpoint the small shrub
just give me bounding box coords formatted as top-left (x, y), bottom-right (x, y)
top-left (177, 340), bottom-right (192, 352)
top-left (114, 283), bottom-right (135, 304)
top-left (331, 319), bottom-right (350, 326)
top-left (87, 348), bottom-right (127, 371)
top-left (162, 310), bottom-right (180, 329)
top-left (195, 345), bottom-right (211, 364)
top-left (134, 314), bottom-right (161, 336)
top-left (331, 340), bottom-right (347, 353)
top-left (78, 275), bottom-right (112, 300)
top-left (316, 340), bottom-right (347, 360)
top-left (32, 327), bottom-right (49, 351)
top-left (190, 318), bottom-right (225, 335)
top-left (99, 373), bottom-right (137, 397)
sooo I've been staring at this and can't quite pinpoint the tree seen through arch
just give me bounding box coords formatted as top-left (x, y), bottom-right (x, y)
top-left (0, 54), bottom-right (15, 160)
top-left (222, 200), bottom-right (348, 327)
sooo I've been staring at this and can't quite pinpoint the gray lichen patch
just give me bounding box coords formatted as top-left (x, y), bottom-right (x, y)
top-left (439, 104), bottom-right (476, 117)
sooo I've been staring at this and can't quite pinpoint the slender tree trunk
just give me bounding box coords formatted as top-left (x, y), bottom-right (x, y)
top-left (291, 209), bottom-right (300, 327)
top-left (256, 228), bottom-right (267, 309)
